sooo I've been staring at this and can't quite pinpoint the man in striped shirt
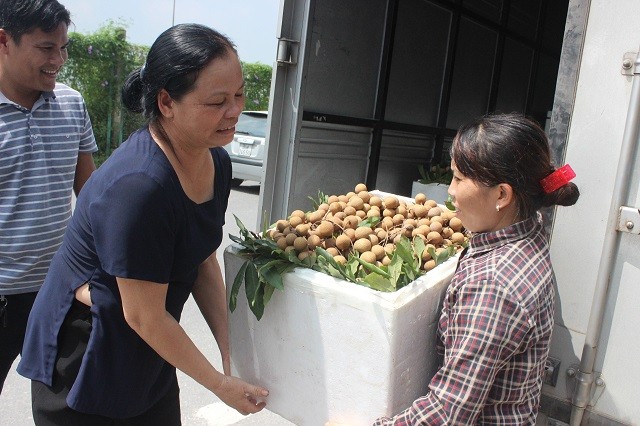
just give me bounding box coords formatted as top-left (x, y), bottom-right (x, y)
top-left (0, 0), bottom-right (97, 393)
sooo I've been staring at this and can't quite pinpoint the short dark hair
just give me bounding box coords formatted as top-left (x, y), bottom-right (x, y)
top-left (0, 0), bottom-right (71, 44)
top-left (451, 113), bottom-right (580, 219)
top-left (121, 23), bottom-right (238, 122)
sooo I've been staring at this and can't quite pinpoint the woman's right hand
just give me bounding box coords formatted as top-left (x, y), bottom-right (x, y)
top-left (214, 374), bottom-right (269, 415)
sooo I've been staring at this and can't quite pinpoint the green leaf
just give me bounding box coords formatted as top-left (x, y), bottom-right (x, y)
top-left (358, 216), bottom-right (380, 228)
top-left (445, 195), bottom-right (456, 212)
top-left (388, 253), bottom-right (403, 286)
top-left (354, 256), bottom-right (391, 279)
top-left (263, 284), bottom-right (276, 306)
top-left (244, 262), bottom-right (260, 307)
top-left (395, 237), bottom-right (417, 267)
top-left (258, 260), bottom-right (286, 290)
top-left (249, 282), bottom-right (266, 320)
top-left (363, 272), bottom-right (396, 292)
top-left (234, 214), bottom-right (251, 239)
top-left (413, 236), bottom-right (426, 263)
top-left (229, 261), bottom-right (249, 312)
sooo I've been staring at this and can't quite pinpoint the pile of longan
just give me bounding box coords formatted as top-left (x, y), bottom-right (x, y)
top-left (264, 184), bottom-right (467, 272)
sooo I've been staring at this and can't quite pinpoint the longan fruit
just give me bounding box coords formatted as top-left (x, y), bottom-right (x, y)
top-left (344, 206), bottom-right (357, 216)
top-left (298, 250), bottom-right (311, 261)
top-left (392, 214), bottom-right (405, 226)
top-left (276, 219), bottom-right (289, 232)
top-left (276, 237), bottom-right (288, 250)
top-left (348, 196), bottom-right (365, 211)
top-left (428, 207), bottom-right (442, 218)
top-left (357, 191), bottom-right (371, 203)
top-left (381, 216), bottom-right (394, 230)
top-left (429, 221), bottom-right (443, 233)
top-left (426, 231), bottom-right (444, 245)
top-left (289, 216), bottom-right (303, 227)
top-left (371, 244), bottom-right (385, 260)
top-left (293, 236), bottom-right (308, 252)
top-left (290, 210), bottom-right (306, 219)
top-left (353, 238), bottom-right (372, 253)
top-left (383, 196), bottom-right (400, 210)
top-left (425, 200), bottom-right (438, 209)
top-left (336, 234), bottom-right (352, 251)
top-left (307, 209), bottom-right (325, 223)
top-left (412, 204), bottom-right (428, 218)
top-left (442, 227), bottom-right (454, 239)
top-left (354, 226), bottom-right (373, 239)
top-left (369, 196), bottom-right (383, 208)
top-left (354, 183), bottom-right (368, 193)
top-left (334, 255), bottom-right (347, 265)
top-left (326, 247), bottom-right (340, 256)
top-left (285, 233), bottom-right (297, 246)
top-left (329, 202), bottom-right (342, 214)
top-left (307, 234), bottom-right (322, 249)
top-left (343, 215), bottom-right (360, 229)
top-left (449, 217), bottom-right (464, 232)
top-left (423, 259), bottom-right (436, 271)
top-left (296, 223), bottom-right (311, 236)
top-left (343, 228), bottom-right (356, 241)
top-left (360, 251), bottom-right (377, 264)
top-left (414, 193), bottom-right (427, 205)
top-left (451, 232), bottom-right (465, 244)
top-left (315, 221), bottom-right (334, 238)
top-left (384, 243), bottom-right (395, 255)
top-left (421, 247), bottom-right (432, 261)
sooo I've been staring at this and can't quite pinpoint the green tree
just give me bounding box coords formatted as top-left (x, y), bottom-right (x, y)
top-left (58, 22), bottom-right (148, 166)
top-left (242, 62), bottom-right (272, 111)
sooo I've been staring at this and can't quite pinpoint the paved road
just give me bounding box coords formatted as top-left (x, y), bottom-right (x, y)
top-left (0, 182), bottom-right (294, 426)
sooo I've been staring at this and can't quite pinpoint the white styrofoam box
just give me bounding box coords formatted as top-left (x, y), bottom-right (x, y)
top-left (224, 245), bottom-right (457, 426)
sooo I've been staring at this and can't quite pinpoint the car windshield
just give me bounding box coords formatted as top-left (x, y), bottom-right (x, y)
top-left (235, 112), bottom-right (267, 137)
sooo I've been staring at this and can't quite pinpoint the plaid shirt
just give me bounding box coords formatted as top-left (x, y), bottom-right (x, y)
top-left (375, 216), bottom-right (555, 425)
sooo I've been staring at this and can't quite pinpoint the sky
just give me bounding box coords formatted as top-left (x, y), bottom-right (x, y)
top-left (60, 0), bottom-right (281, 64)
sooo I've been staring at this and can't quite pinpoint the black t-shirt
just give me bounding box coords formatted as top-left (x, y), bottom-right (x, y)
top-left (19, 127), bottom-right (231, 418)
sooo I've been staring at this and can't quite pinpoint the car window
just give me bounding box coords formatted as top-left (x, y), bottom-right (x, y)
top-left (236, 112), bottom-right (267, 138)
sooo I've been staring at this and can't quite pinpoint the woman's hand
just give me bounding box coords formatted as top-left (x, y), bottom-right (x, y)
top-left (213, 374), bottom-right (269, 415)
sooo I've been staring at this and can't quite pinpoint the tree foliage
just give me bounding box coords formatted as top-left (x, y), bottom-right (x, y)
top-left (58, 22), bottom-right (148, 165)
top-left (242, 62), bottom-right (272, 111)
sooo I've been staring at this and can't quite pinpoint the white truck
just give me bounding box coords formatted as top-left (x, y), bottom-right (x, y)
top-left (254, 0), bottom-right (640, 424)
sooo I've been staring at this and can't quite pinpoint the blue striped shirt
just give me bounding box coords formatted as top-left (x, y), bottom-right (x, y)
top-left (0, 83), bottom-right (97, 295)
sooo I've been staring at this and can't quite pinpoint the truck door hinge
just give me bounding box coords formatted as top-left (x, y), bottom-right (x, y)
top-left (621, 51), bottom-right (638, 76)
top-left (276, 38), bottom-right (299, 66)
top-left (617, 206), bottom-right (640, 234)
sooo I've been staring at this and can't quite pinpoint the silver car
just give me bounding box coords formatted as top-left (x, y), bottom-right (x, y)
top-left (225, 111), bottom-right (268, 186)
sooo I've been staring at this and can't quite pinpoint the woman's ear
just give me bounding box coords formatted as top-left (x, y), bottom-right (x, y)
top-left (497, 183), bottom-right (514, 207)
top-left (156, 89), bottom-right (174, 119)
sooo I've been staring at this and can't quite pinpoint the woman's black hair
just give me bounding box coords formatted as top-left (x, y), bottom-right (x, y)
top-left (451, 113), bottom-right (580, 220)
top-left (0, 0), bottom-right (71, 43)
top-left (121, 23), bottom-right (238, 122)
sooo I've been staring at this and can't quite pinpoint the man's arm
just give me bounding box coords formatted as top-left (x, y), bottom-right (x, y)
top-left (73, 152), bottom-right (96, 195)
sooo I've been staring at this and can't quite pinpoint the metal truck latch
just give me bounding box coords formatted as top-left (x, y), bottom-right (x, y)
top-left (617, 206), bottom-right (640, 234)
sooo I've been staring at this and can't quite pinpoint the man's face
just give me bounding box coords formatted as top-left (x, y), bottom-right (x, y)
top-left (0, 22), bottom-right (69, 108)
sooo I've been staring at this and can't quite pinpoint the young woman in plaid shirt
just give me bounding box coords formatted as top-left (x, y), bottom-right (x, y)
top-left (375, 113), bottom-right (580, 425)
